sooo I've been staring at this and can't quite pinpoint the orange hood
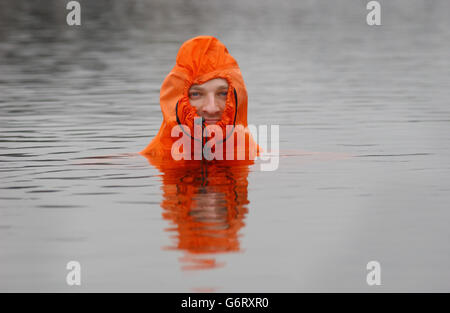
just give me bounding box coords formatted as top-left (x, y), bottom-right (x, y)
top-left (140, 36), bottom-right (258, 160)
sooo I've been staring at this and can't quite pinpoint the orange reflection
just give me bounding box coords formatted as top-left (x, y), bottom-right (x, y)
top-left (143, 156), bottom-right (253, 270)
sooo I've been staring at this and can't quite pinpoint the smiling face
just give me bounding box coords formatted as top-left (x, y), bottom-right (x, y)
top-left (188, 78), bottom-right (228, 125)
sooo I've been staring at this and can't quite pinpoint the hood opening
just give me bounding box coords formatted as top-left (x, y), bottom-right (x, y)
top-left (175, 87), bottom-right (238, 145)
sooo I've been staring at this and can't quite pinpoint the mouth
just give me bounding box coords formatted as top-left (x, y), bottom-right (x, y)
top-left (204, 119), bottom-right (220, 125)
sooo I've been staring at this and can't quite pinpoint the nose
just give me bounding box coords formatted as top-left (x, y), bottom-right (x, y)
top-left (202, 93), bottom-right (221, 116)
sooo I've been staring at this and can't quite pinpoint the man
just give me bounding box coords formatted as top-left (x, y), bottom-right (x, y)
top-left (140, 36), bottom-right (258, 161)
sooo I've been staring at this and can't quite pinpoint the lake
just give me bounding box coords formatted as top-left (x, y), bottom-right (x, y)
top-left (1, 0), bottom-right (449, 292)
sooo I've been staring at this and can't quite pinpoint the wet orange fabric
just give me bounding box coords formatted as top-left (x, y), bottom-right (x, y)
top-left (140, 36), bottom-right (258, 160)
top-left (144, 156), bottom-right (252, 270)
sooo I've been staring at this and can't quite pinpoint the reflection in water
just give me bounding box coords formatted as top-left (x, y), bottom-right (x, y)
top-left (144, 156), bottom-right (252, 270)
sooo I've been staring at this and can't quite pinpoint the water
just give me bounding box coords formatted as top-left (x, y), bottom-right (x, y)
top-left (1, 0), bottom-right (450, 292)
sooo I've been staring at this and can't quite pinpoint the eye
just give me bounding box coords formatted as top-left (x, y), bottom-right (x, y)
top-left (189, 91), bottom-right (201, 99)
top-left (218, 91), bottom-right (227, 97)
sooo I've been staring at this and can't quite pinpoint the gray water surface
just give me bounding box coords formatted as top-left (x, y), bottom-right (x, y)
top-left (1, 0), bottom-right (450, 292)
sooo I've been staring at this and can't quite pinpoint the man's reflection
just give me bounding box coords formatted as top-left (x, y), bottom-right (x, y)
top-left (144, 157), bottom-right (253, 270)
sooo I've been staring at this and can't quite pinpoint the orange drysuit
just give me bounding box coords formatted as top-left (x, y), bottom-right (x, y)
top-left (140, 36), bottom-right (258, 161)
top-left (140, 36), bottom-right (257, 270)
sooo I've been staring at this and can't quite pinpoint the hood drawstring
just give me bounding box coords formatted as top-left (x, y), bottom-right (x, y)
top-left (201, 116), bottom-right (205, 160)
top-left (201, 116), bottom-right (208, 186)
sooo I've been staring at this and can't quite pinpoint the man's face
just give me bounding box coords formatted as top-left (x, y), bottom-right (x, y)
top-left (188, 78), bottom-right (228, 125)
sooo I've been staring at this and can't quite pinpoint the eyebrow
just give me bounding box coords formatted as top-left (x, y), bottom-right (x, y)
top-left (189, 85), bottom-right (228, 91)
